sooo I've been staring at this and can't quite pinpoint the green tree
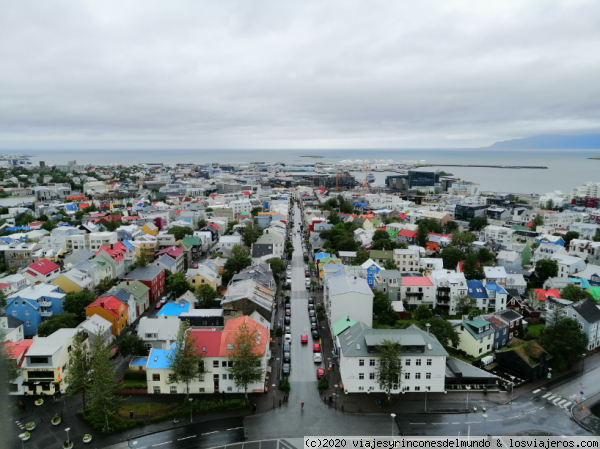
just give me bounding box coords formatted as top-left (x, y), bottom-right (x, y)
top-left (545, 199), bottom-right (555, 210)
top-left (413, 304), bottom-right (433, 321)
top-left (563, 231), bottom-right (580, 248)
top-left (168, 226), bottom-right (193, 241)
top-left (450, 231), bottom-right (477, 252)
top-left (416, 221), bottom-right (430, 248)
top-left (539, 317), bottom-right (588, 371)
top-left (456, 295), bottom-right (477, 315)
top-left (534, 259), bottom-right (558, 286)
top-left (469, 216), bottom-right (488, 231)
top-left (15, 212), bottom-right (36, 226)
top-left (227, 321), bottom-right (265, 400)
top-left (266, 257), bottom-right (286, 279)
top-left (328, 211), bottom-right (341, 225)
top-left (118, 334), bottom-right (149, 357)
top-left (383, 259), bottom-right (398, 270)
top-left (1, 339), bottom-right (20, 390)
top-left (167, 321), bottom-right (205, 399)
top-left (477, 247), bottom-right (495, 265)
top-left (560, 284), bottom-right (594, 302)
top-left (250, 207), bottom-right (263, 217)
top-left (37, 313), bottom-right (79, 337)
top-left (64, 331), bottom-right (91, 410)
top-left (373, 230), bottom-right (390, 242)
top-left (41, 220), bottom-right (57, 232)
top-left (224, 245), bottom-right (252, 279)
top-left (418, 317), bottom-right (460, 347)
top-left (416, 218), bottom-right (443, 234)
top-left (0, 290), bottom-right (6, 309)
top-left (375, 339), bottom-right (403, 403)
top-left (371, 239), bottom-right (393, 250)
top-left (197, 219), bottom-right (207, 229)
top-left (242, 223), bottom-right (259, 247)
top-left (373, 290), bottom-right (398, 326)
top-left (353, 250), bottom-right (370, 265)
top-left (441, 247), bottom-right (465, 270)
top-left (532, 214), bottom-right (544, 231)
top-left (86, 332), bottom-right (122, 432)
top-left (195, 284), bottom-right (218, 308)
top-left (443, 220), bottom-right (459, 234)
top-left (94, 277), bottom-right (114, 297)
top-left (467, 308), bottom-right (486, 320)
top-left (462, 251), bottom-right (485, 280)
top-left (63, 290), bottom-right (96, 320)
top-left (167, 272), bottom-right (191, 298)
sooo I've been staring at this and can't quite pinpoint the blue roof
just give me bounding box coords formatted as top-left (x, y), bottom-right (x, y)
top-left (130, 357), bottom-right (148, 366)
top-left (467, 280), bottom-right (488, 298)
top-left (158, 302), bottom-right (190, 316)
top-left (6, 226), bottom-right (30, 231)
top-left (66, 204), bottom-right (78, 211)
top-left (122, 239), bottom-right (135, 251)
top-left (147, 348), bottom-right (172, 369)
top-left (315, 252), bottom-right (331, 259)
top-left (354, 202), bottom-right (367, 207)
top-left (570, 278), bottom-right (591, 289)
top-left (486, 281), bottom-right (507, 294)
top-left (0, 237), bottom-right (13, 243)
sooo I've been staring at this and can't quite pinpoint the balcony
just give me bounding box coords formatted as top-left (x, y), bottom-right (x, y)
top-left (437, 286), bottom-right (451, 292)
top-left (40, 311), bottom-right (53, 317)
top-left (39, 301), bottom-right (52, 307)
top-left (436, 297), bottom-right (450, 305)
top-left (405, 292), bottom-right (423, 298)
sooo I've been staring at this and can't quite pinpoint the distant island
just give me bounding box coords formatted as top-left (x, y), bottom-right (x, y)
top-left (300, 155), bottom-right (324, 158)
top-left (588, 157), bottom-right (600, 160)
top-left (488, 133), bottom-right (600, 149)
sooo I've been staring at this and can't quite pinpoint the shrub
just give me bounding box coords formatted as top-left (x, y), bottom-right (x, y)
top-left (317, 378), bottom-right (328, 390)
top-left (150, 399), bottom-right (247, 423)
top-left (123, 370), bottom-right (147, 381)
top-left (280, 378), bottom-right (291, 392)
top-left (84, 412), bottom-right (145, 433)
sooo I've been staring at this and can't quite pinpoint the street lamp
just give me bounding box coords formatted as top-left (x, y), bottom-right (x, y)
top-left (65, 427), bottom-right (71, 443)
top-left (390, 413), bottom-right (396, 437)
top-left (272, 384), bottom-right (276, 408)
top-left (334, 384), bottom-right (339, 410)
top-left (465, 385), bottom-right (471, 411)
top-left (189, 398), bottom-right (193, 423)
top-left (482, 414), bottom-right (488, 436)
top-left (424, 389), bottom-right (428, 412)
top-left (546, 368), bottom-right (552, 390)
top-left (508, 375), bottom-right (515, 408)
top-left (581, 354), bottom-right (587, 374)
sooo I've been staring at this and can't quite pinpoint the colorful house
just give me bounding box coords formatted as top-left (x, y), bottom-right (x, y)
top-left (361, 259), bottom-right (382, 287)
top-left (141, 223), bottom-right (159, 236)
top-left (85, 295), bottom-right (129, 336)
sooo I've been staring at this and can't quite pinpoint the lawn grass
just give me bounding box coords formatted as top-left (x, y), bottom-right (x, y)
top-left (120, 379), bottom-right (148, 389)
top-left (527, 324), bottom-right (544, 338)
top-left (446, 347), bottom-right (492, 364)
top-left (118, 402), bottom-right (179, 418)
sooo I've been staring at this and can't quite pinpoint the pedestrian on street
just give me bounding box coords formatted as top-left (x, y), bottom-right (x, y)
top-left (332, 362), bottom-right (335, 371)
top-left (301, 401), bottom-right (304, 411)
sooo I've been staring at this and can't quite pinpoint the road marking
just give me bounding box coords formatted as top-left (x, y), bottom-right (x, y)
top-left (152, 442), bottom-right (172, 447)
top-left (227, 427), bottom-right (243, 431)
top-left (546, 394), bottom-right (556, 400)
top-left (552, 397), bottom-right (562, 404)
top-left (533, 389), bottom-right (541, 394)
top-left (524, 411), bottom-right (535, 414)
top-left (542, 393), bottom-right (551, 398)
top-left (432, 423), bottom-right (449, 425)
top-left (202, 431), bottom-right (219, 435)
top-left (557, 399), bottom-right (568, 406)
top-left (409, 423), bottom-right (426, 425)
top-left (178, 436), bottom-right (196, 441)
top-left (465, 421), bottom-right (480, 424)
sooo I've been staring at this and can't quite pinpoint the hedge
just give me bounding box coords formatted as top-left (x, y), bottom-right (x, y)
top-left (123, 370), bottom-right (147, 381)
top-left (151, 399), bottom-right (247, 423)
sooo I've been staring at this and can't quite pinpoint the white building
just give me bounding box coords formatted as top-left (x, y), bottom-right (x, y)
top-left (337, 322), bottom-right (447, 394)
top-left (393, 248), bottom-right (420, 272)
top-left (482, 225), bottom-right (515, 245)
top-left (428, 269), bottom-right (467, 314)
top-left (324, 275), bottom-right (374, 334)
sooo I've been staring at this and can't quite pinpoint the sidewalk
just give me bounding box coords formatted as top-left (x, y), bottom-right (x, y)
top-left (572, 391), bottom-right (600, 435)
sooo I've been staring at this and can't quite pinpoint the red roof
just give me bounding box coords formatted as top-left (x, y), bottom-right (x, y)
top-left (219, 316), bottom-right (268, 357)
top-left (156, 246), bottom-right (184, 258)
top-left (401, 277), bottom-right (434, 286)
top-left (191, 329), bottom-right (223, 357)
top-left (123, 216), bottom-right (140, 220)
top-left (25, 270), bottom-right (37, 277)
top-left (0, 282), bottom-right (11, 290)
top-left (28, 258), bottom-right (60, 275)
top-left (534, 288), bottom-right (561, 301)
top-left (398, 229), bottom-right (417, 238)
top-left (5, 340), bottom-right (34, 366)
top-left (208, 223), bottom-right (220, 231)
top-left (397, 213), bottom-right (407, 219)
top-left (86, 295), bottom-right (127, 318)
top-left (79, 203), bottom-right (90, 209)
top-left (97, 241), bottom-right (130, 262)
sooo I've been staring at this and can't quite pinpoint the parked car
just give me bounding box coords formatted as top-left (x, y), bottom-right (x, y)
top-left (300, 334), bottom-right (308, 344)
top-left (313, 343), bottom-right (321, 353)
top-left (286, 277), bottom-right (292, 286)
top-left (305, 270), bottom-right (310, 277)
top-left (308, 304), bottom-right (314, 311)
top-left (311, 330), bottom-right (320, 339)
top-left (282, 363), bottom-right (291, 375)
top-left (285, 309), bottom-right (291, 316)
top-left (316, 368), bottom-right (326, 378)
top-left (314, 352), bottom-right (322, 363)
top-left (305, 279), bottom-right (311, 288)
top-left (308, 297), bottom-right (314, 305)
top-left (155, 301), bottom-right (163, 309)
top-left (285, 302), bottom-right (291, 309)
top-left (283, 342), bottom-right (291, 352)
top-left (109, 347), bottom-right (119, 359)
top-left (283, 352), bottom-right (291, 363)
top-left (285, 326), bottom-right (291, 334)
top-left (284, 333), bottom-right (292, 343)
top-left (284, 316), bottom-right (291, 324)
top-left (309, 310), bottom-right (315, 317)
top-left (311, 323), bottom-right (318, 331)
top-left (310, 316), bottom-right (316, 324)
top-left (193, 263), bottom-right (198, 269)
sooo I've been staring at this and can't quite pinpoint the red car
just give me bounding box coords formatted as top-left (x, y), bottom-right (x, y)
top-left (300, 335), bottom-right (308, 344)
top-left (109, 347), bottom-right (118, 359)
top-left (155, 301), bottom-right (163, 309)
top-left (193, 263), bottom-right (198, 269)
top-left (313, 343), bottom-right (321, 353)
top-left (316, 368), bottom-right (326, 379)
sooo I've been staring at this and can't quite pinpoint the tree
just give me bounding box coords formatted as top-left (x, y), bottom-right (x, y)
top-left (266, 257), bottom-right (286, 279)
top-left (195, 284), bottom-right (218, 308)
top-left (545, 199), bottom-right (555, 210)
top-left (469, 216), bottom-right (488, 231)
top-left (456, 295), bottom-right (477, 315)
top-left (478, 247), bottom-right (495, 265)
top-left (534, 259), bottom-right (558, 286)
top-left (224, 245), bottom-right (252, 277)
top-left (371, 239), bottom-right (392, 250)
top-left (41, 220), bottom-right (57, 232)
top-left (63, 290), bottom-right (96, 319)
top-left (532, 214), bottom-right (544, 231)
top-left (1, 339), bottom-right (20, 390)
top-left (413, 304), bottom-right (433, 321)
top-left (15, 212), bottom-right (36, 226)
top-left (65, 331), bottom-right (92, 410)
top-left (118, 334), bottom-right (149, 357)
top-left (563, 231), bottom-right (580, 248)
top-left (419, 317), bottom-right (460, 347)
top-left (242, 223), bottom-right (259, 247)
top-left (166, 321), bottom-right (205, 399)
top-left (373, 230), bottom-right (390, 242)
top-left (525, 290), bottom-right (542, 311)
top-left (375, 339), bottom-right (402, 403)
top-left (130, 251), bottom-right (148, 269)
top-left (560, 284), bottom-right (594, 302)
top-left (250, 207), bottom-right (263, 217)
top-left (462, 251), bottom-right (485, 280)
top-left (197, 219), bottom-right (207, 229)
top-left (467, 308), bottom-right (486, 320)
top-left (167, 272), bottom-right (191, 298)
top-left (416, 221), bottom-right (430, 248)
top-left (416, 218), bottom-right (442, 234)
top-left (0, 290), bottom-right (6, 310)
top-left (383, 259), bottom-right (398, 270)
top-left (328, 211), bottom-right (341, 225)
top-left (449, 231), bottom-right (477, 252)
top-left (227, 321), bottom-right (265, 400)
top-left (373, 291), bottom-right (398, 326)
top-left (539, 317), bottom-right (588, 371)
top-left (167, 226), bottom-right (193, 241)
top-left (94, 277), bottom-right (114, 297)
top-left (441, 247), bottom-right (465, 270)
top-left (37, 313), bottom-right (79, 337)
top-left (443, 220), bottom-right (459, 234)
top-left (353, 250), bottom-right (370, 265)
top-left (86, 332), bottom-right (122, 432)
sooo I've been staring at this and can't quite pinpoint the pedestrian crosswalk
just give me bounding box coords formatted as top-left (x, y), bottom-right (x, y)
top-left (15, 420), bottom-right (25, 430)
top-left (542, 392), bottom-right (571, 409)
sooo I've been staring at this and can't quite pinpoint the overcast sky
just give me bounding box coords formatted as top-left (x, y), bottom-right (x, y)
top-left (1, 0), bottom-right (599, 150)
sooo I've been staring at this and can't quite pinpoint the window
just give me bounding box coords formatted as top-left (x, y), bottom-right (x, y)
top-left (228, 361), bottom-right (233, 367)
top-left (13, 301), bottom-right (17, 306)
top-left (369, 373), bottom-right (375, 380)
top-left (222, 361), bottom-right (227, 367)
top-left (359, 373), bottom-right (364, 380)
top-left (30, 357), bottom-right (48, 364)
top-left (416, 359), bottom-right (422, 366)
top-left (12, 311), bottom-right (16, 316)
top-left (426, 359), bottom-right (432, 366)
top-left (222, 374), bottom-right (227, 380)
top-left (404, 373), bottom-right (410, 380)
top-left (153, 386), bottom-right (161, 394)
top-left (25, 310), bottom-right (29, 315)
top-left (26, 321), bottom-right (31, 326)
top-left (359, 359), bottom-right (364, 366)
top-left (227, 386), bottom-right (233, 391)
top-left (213, 360), bottom-right (219, 368)
top-left (199, 388), bottom-right (205, 393)
top-left (170, 386), bottom-right (177, 394)
top-left (426, 373), bottom-right (431, 379)
top-left (415, 373), bottom-right (421, 379)
top-left (426, 386), bottom-right (431, 391)
top-left (405, 359), bottom-right (411, 366)
top-left (213, 374), bottom-right (219, 381)
top-left (369, 359), bottom-right (376, 366)
top-left (152, 374), bottom-right (160, 381)
top-left (415, 386), bottom-right (421, 391)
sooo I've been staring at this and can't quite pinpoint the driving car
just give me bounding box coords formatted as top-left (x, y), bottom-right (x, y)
top-left (314, 352), bottom-right (322, 363)
top-left (284, 333), bottom-right (292, 343)
top-left (316, 368), bottom-right (326, 379)
top-left (282, 363), bottom-right (291, 375)
top-left (313, 343), bottom-right (321, 353)
top-left (283, 352), bottom-right (291, 363)
top-left (109, 347), bottom-right (119, 359)
top-left (193, 263), bottom-right (198, 269)
top-left (300, 334), bottom-right (308, 344)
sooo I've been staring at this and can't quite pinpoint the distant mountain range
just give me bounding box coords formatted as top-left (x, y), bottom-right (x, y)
top-left (489, 134), bottom-right (600, 149)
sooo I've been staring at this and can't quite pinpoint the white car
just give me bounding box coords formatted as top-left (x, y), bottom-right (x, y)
top-left (305, 278), bottom-right (311, 288)
top-left (314, 353), bottom-right (322, 363)
top-left (284, 334), bottom-right (292, 343)
top-left (286, 277), bottom-right (292, 286)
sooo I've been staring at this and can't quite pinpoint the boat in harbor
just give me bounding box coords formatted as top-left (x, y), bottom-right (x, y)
top-left (367, 173), bottom-right (376, 183)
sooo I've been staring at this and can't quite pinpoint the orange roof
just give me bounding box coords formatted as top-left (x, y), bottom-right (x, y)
top-left (191, 329), bottom-right (223, 357)
top-left (534, 288), bottom-right (561, 301)
top-left (5, 340), bottom-right (34, 367)
top-left (86, 295), bottom-right (127, 318)
top-left (219, 316), bottom-right (268, 357)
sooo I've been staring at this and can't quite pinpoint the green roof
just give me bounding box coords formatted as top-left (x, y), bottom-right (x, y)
top-left (371, 219), bottom-right (382, 227)
top-left (332, 316), bottom-right (357, 336)
top-left (370, 250), bottom-right (393, 259)
top-left (466, 317), bottom-right (490, 328)
top-left (182, 236), bottom-right (201, 246)
top-left (387, 229), bottom-right (399, 238)
top-left (589, 286), bottom-right (600, 301)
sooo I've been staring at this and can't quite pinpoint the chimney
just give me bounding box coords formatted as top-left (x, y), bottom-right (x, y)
top-left (425, 323), bottom-right (431, 334)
